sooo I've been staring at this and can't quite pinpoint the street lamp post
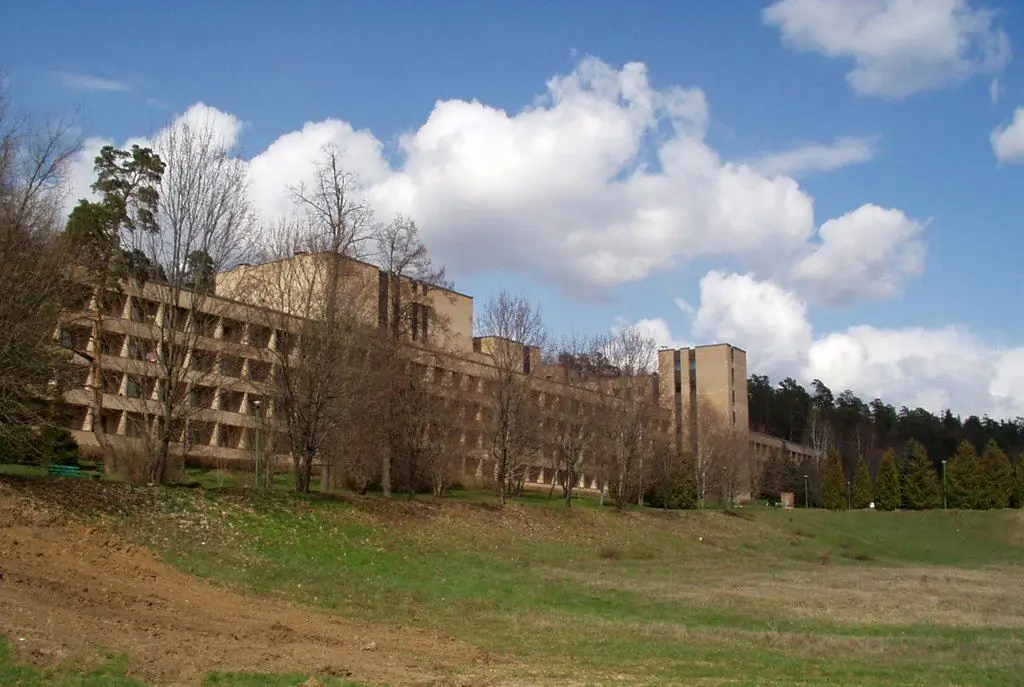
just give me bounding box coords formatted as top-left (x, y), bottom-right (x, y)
top-left (847, 480), bottom-right (851, 509)
top-left (942, 459), bottom-right (947, 510)
top-left (804, 474), bottom-right (809, 509)
top-left (253, 399), bottom-right (263, 490)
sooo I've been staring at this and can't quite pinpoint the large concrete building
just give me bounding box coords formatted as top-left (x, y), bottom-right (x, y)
top-left (56, 252), bottom-right (811, 493)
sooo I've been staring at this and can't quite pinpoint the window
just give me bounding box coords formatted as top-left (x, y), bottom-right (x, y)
top-left (125, 377), bottom-right (141, 398)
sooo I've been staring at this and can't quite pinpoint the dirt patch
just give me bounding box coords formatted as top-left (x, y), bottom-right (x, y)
top-left (0, 484), bottom-right (494, 686)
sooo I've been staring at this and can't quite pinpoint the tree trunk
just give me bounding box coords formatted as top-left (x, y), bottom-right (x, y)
top-left (381, 452), bottom-right (392, 498)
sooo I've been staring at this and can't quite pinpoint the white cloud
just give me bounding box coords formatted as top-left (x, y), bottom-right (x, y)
top-left (787, 204), bottom-right (927, 306)
top-left (632, 317), bottom-right (690, 350)
top-left (686, 271), bottom-right (1024, 418)
top-left (673, 297), bottom-right (695, 317)
top-left (751, 136), bottom-right (878, 177)
top-left (764, 0), bottom-right (1011, 98)
top-left (66, 58), bottom-right (925, 308)
top-left (53, 72), bottom-right (131, 93)
top-left (692, 271), bottom-right (813, 373)
top-left (65, 103), bottom-right (245, 214)
top-left (240, 57), bottom-right (921, 302)
top-left (991, 108), bottom-right (1024, 163)
top-left (248, 119), bottom-right (391, 223)
top-left (990, 78), bottom-right (1001, 105)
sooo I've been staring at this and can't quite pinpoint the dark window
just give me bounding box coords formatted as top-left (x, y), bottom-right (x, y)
top-left (377, 270), bottom-right (389, 332)
top-left (523, 345), bottom-right (531, 374)
top-left (673, 349), bottom-right (682, 394)
top-left (411, 302), bottom-right (420, 341)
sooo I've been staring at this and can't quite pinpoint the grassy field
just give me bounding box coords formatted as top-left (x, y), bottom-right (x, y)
top-left (3, 467), bottom-right (1024, 685)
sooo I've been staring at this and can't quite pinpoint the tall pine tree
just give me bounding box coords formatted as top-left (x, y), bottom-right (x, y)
top-left (902, 439), bottom-right (941, 509)
top-left (980, 440), bottom-right (1014, 509)
top-left (822, 447), bottom-right (847, 510)
top-left (947, 441), bottom-right (985, 509)
top-left (875, 451), bottom-right (901, 511)
top-left (851, 456), bottom-right (873, 509)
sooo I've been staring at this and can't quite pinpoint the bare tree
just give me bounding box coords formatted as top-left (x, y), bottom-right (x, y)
top-left (237, 147), bottom-right (377, 493)
top-left (602, 326), bottom-right (659, 509)
top-left (126, 113), bottom-right (256, 484)
top-left (549, 331), bottom-right (614, 506)
top-left (685, 394), bottom-right (753, 508)
top-left (805, 405), bottom-right (832, 504)
top-left (370, 214), bottom-right (452, 339)
top-left (476, 291), bottom-right (546, 507)
top-left (244, 219), bottom-right (375, 493)
top-left (0, 78), bottom-right (81, 456)
top-left (717, 424), bottom-right (755, 508)
top-left (368, 214), bottom-right (453, 497)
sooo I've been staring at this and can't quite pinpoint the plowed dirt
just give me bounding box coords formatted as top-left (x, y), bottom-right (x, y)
top-left (0, 482), bottom-right (495, 686)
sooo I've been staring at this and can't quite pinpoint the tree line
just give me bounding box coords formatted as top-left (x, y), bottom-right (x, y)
top-left (752, 374), bottom-right (1024, 509)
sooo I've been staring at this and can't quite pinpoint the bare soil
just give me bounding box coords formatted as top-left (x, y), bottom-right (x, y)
top-left (0, 482), bottom-right (496, 686)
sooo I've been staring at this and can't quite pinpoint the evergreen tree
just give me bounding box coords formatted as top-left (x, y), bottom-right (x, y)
top-left (875, 451), bottom-right (901, 511)
top-left (980, 439), bottom-right (1014, 509)
top-left (851, 456), bottom-right (873, 508)
top-left (822, 447), bottom-right (847, 510)
top-left (947, 441), bottom-right (985, 509)
top-left (902, 439), bottom-right (941, 509)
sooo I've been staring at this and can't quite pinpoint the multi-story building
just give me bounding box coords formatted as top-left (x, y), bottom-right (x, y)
top-left (56, 252), bottom-right (811, 494)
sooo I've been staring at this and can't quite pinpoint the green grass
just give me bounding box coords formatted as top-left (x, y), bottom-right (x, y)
top-left (5, 472), bottom-right (1024, 685)
top-left (0, 636), bottom-right (143, 686)
top-left (113, 479), bottom-right (1024, 685)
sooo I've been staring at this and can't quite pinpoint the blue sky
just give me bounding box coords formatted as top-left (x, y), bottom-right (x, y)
top-left (3, 0), bottom-right (1024, 417)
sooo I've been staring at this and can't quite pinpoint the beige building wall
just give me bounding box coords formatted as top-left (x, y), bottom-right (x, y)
top-left (60, 255), bottom-right (806, 497)
top-left (657, 344), bottom-right (751, 449)
top-left (217, 253), bottom-right (474, 353)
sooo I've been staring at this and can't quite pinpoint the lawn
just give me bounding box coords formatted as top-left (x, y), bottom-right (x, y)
top-left (3, 471), bottom-right (1024, 685)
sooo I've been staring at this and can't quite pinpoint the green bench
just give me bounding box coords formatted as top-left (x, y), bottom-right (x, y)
top-left (47, 464), bottom-right (101, 480)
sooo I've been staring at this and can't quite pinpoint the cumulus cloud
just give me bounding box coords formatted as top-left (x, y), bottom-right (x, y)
top-left (751, 136), bottom-right (878, 177)
top-left (64, 103), bottom-right (245, 213)
top-left (692, 271), bottom-right (813, 372)
top-left (66, 57), bottom-right (926, 307)
top-left (682, 271), bottom-right (1024, 418)
top-left (764, 0), bottom-right (1011, 98)
top-left (991, 108), bottom-right (1024, 163)
top-left (787, 204), bottom-right (927, 306)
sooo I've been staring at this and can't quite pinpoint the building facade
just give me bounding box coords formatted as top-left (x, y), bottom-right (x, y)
top-left (57, 253), bottom-right (811, 494)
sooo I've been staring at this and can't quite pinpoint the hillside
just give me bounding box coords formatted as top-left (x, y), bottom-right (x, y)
top-left (1, 476), bottom-right (1023, 686)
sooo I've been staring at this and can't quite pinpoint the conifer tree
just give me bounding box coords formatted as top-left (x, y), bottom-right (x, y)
top-left (902, 439), bottom-right (941, 509)
top-left (947, 441), bottom-right (984, 509)
top-left (980, 439), bottom-right (1014, 509)
top-left (875, 451), bottom-right (901, 511)
top-left (822, 447), bottom-right (847, 510)
top-left (851, 455), bottom-right (873, 509)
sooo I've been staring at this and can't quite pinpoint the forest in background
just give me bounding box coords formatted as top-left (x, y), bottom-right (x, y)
top-left (749, 374), bottom-right (1024, 507)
